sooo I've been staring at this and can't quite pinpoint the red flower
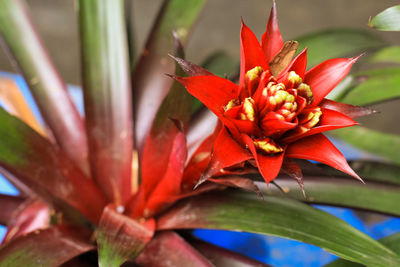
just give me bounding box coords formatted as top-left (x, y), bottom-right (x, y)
top-left (174, 3), bottom-right (365, 186)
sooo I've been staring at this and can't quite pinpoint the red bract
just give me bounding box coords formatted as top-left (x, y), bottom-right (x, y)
top-left (175, 3), bottom-right (363, 186)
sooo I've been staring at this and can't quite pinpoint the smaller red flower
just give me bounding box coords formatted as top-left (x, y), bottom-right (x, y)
top-left (175, 3), bottom-right (365, 186)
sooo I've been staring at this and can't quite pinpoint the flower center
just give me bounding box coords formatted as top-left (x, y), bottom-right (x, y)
top-left (224, 67), bottom-right (320, 154)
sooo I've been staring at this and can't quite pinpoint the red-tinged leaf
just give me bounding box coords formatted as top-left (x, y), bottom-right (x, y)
top-left (97, 205), bottom-right (155, 267)
top-left (197, 127), bottom-right (252, 187)
top-left (0, 109), bottom-right (107, 223)
top-left (0, 194), bottom-right (24, 225)
top-left (208, 177), bottom-right (263, 198)
top-left (3, 199), bottom-right (49, 244)
top-left (305, 56), bottom-right (360, 106)
top-left (239, 20), bottom-right (269, 90)
top-left (142, 132), bottom-right (187, 218)
top-left (0, 226), bottom-right (94, 267)
top-left (320, 99), bottom-right (376, 118)
top-left (133, 37), bottom-right (193, 218)
top-left (0, 0), bottom-right (88, 173)
top-left (79, 0), bottom-right (133, 205)
top-left (136, 231), bottom-right (212, 267)
top-left (186, 110), bottom-right (218, 160)
top-left (242, 134), bottom-right (285, 183)
top-left (261, 1), bottom-right (284, 63)
top-left (133, 0), bottom-right (206, 153)
top-left (285, 134), bottom-right (362, 181)
top-left (137, 126), bottom-right (180, 210)
top-left (192, 240), bottom-right (270, 267)
top-left (283, 108), bottom-right (358, 143)
top-left (175, 75), bottom-right (239, 118)
top-left (170, 55), bottom-right (213, 77)
top-left (129, 121), bottom-right (187, 218)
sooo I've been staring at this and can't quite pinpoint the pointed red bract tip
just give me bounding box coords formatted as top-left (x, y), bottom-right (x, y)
top-left (305, 56), bottom-right (359, 106)
top-left (239, 19), bottom-right (269, 90)
top-left (261, 0), bottom-right (284, 62)
top-left (286, 134), bottom-right (363, 183)
top-left (168, 55), bottom-right (213, 77)
top-left (351, 53), bottom-right (365, 62)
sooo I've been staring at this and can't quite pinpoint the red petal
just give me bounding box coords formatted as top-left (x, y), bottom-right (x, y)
top-left (283, 108), bottom-right (358, 143)
top-left (198, 127), bottom-right (252, 185)
top-left (320, 99), bottom-right (375, 119)
top-left (242, 134), bottom-right (285, 183)
top-left (305, 56), bottom-right (360, 106)
top-left (175, 76), bottom-right (239, 118)
top-left (239, 20), bottom-right (269, 91)
top-left (278, 48), bottom-right (308, 79)
top-left (261, 112), bottom-right (297, 136)
top-left (229, 118), bottom-right (261, 136)
top-left (261, 1), bottom-right (284, 63)
top-left (285, 134), bottom-right (362, 180)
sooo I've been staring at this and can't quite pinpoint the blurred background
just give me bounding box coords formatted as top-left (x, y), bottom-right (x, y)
top-left (1, 1), bottom-right (400, 266)
top-left (1, 0), bottom-right (400, 133)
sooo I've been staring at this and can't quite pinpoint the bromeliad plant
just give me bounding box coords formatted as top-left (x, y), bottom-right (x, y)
top-left (173, 6), bottom-right (364, 189)
top-left (0, 0), bottom-right (400, 266)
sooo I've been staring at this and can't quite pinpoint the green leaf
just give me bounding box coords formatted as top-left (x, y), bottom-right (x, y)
top-left (158, 191), bottom-right (400, 266)
top-left (349, 161), bottom-right (400, 185)
top-left (0, 108), bottom-right (107, 223)
top-left (305, 160), bottom-right (400, 186)
top-left (381, 233), bottom-right (400, 254)
top-left (0, 0), bottom-right (88, 173)
top-left (79, 0), bottom-right (133, 205)
top-left (125, 0), bottom-right (135, 69)
top-left (132, 0), bottom-right (206, 152)
top-left (370, 46), bottom-right (400, 63)
top-left (262, 178), bottom-right (400, 216)
top-left (326, 233), bottom-right (400, 266)
top-left (339, 68), bottom-right (400, 105)
top-left (201, 51), bottom-right (239, 78)
top-left (369, 5), bottom-right (400, 31)
top-left (332, 126), bottom-right (400, 166)
top-left (295, 29), bottom-right (386, 67)
top-left (0, 226), bottom-right (94, 266)
top-left (97, 205), bottom-right (154, 266)
top-left (152, 34), bottom-right (192, 133)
